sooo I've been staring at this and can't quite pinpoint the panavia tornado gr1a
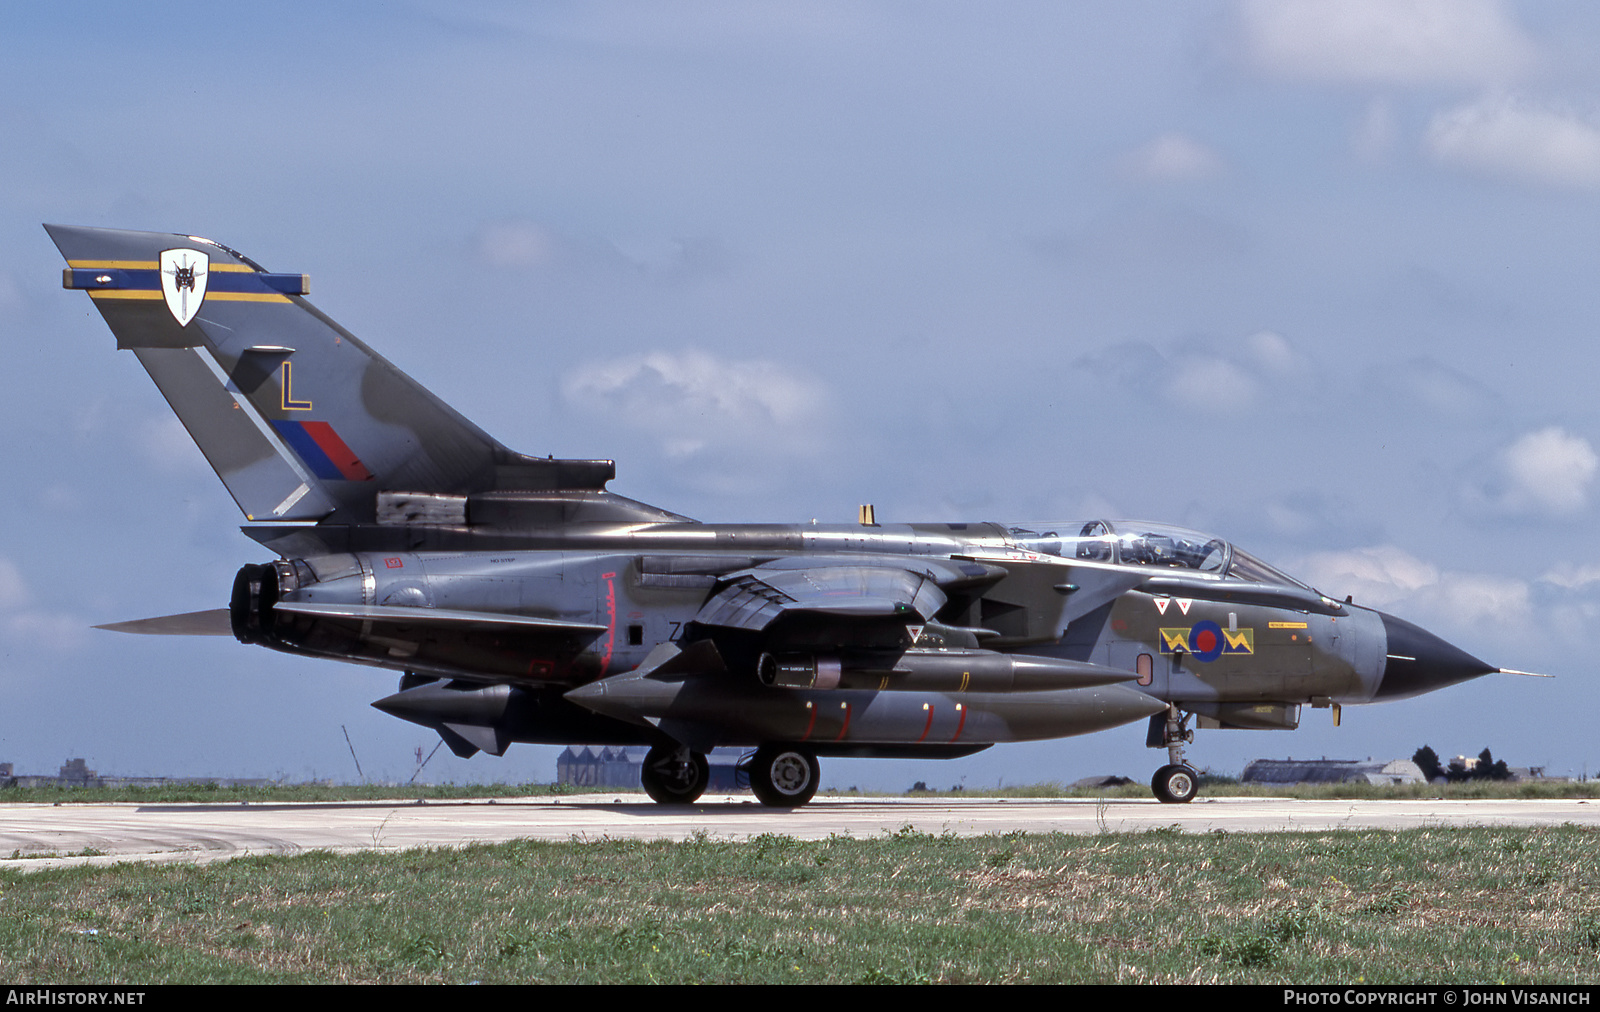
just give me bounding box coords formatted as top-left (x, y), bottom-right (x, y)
top-left (47, 224), bottom-right (1523, 806)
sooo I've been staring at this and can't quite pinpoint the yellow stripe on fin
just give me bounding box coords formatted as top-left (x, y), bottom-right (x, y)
top-left (208, 293), bottom-right (292, 303)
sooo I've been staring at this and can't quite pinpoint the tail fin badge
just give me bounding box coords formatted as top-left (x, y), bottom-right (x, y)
top-left (159, 248), bottom-right (209, 326)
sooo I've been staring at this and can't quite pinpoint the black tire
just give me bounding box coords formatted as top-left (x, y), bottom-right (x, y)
top-left (1151, 763), bottom-right (1199, 804)
top-left (748, 745), bottom-right (820, 807)
top-left (640, 745), bottom-right (709, 804)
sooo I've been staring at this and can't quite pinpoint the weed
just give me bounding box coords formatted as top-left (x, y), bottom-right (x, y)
top-left (984, 848), bottom-right (1015, 869)
top-left (393, 934), bottom-right (446, 970)
top-left (1569, 916), bottom-right (1600, 953)
top-left (1197, 928), bottom-right (1282, 967)
top-left (857, 966), bottom-right (936, 984)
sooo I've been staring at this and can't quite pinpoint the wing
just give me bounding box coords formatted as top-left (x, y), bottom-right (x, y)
top-left (568, 555), bottom-right (1146, 753)
top-left (690, 555), bottom-right (1003, 649)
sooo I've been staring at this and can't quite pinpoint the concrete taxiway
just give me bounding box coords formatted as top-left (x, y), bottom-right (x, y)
top-left (1, 794), bottom-right (1595, 873)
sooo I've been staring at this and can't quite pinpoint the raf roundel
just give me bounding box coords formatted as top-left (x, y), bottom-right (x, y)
top-left (1188, 620), bottom-right (1225, 663)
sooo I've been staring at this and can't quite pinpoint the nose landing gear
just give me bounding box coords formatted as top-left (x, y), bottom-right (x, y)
top-left (1151, 763), bottom-right (1199, 804)
top-left (1148, 705), bottom-right (1199, 804)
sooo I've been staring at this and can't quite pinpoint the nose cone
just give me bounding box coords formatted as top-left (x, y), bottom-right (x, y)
top-left (564, 674), bottom-right (684, 723)
top-left (1376, 612), bottom-right (1497, 700)
top-left (372, 681), bottom-right (512, 725)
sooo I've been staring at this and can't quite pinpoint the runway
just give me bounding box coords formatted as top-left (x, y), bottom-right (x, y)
top-left (1, 794), bottom-right (1595, 873)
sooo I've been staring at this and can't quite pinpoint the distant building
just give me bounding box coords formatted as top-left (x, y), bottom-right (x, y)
top-left (1071, 775), bottom-right (1135, 788)
top-left (557, 746), bottom-right (645, 788)
top-left (1242, 758), bottom-right (1426, 786)
top-left (557, 746), bottom-right (747, 792)
top-left (1440, 756), bottom-right (1548, 783)
top-left (1, 758), bottom-right (104, 789)
top-left (0, 759), bottom-right (272, 789)
top-left (58, 758), bottom-right (96, 787)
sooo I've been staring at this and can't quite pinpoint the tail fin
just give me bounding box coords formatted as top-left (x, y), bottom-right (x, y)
top-left (47, 224), bottom-right (615, 523)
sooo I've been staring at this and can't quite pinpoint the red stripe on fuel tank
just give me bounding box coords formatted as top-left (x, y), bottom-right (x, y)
top-left (948, 703), bottom-right (967, 743)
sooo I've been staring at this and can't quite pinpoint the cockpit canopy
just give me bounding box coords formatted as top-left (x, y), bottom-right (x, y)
top-left (1005, 520), bottom-right (1311, 590)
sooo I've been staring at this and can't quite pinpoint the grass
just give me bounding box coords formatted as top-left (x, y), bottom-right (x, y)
top-left (0, 781), bottom-right (587, 806)
top-left (910, 778), bottom-right (1600, 801)
top-left (3, 825), bottom-right (1600, 983)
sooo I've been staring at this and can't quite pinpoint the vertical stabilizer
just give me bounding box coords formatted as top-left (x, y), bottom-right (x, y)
top-left (47, 225), bottom-right (614, 524)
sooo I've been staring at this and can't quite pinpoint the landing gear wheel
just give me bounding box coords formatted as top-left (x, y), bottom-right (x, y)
top-left (1152, 764), bottom-right (1199, 804)
top-left (748, 745), bottom-right (821, 807)
top-left (640, 745), bottom-right (709, 804)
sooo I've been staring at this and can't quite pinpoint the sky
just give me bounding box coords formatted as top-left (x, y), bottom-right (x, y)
top-left (4, 1), bottom-right (1600, 790)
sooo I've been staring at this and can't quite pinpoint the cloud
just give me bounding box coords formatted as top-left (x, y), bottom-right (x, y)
top-left (1296, 545), bottom-right (1440, 609)
top-left (5, 611), bottom-right (92, 649)
top-left (0, 557), bottom-right (28, 611)
top-left (561, 349), bottom-right (826, 458)
top-left (610, 236), bottom-right (686, 273)
top-left (1353, 99), bottom-right (1399, 162)
top-left (609, 235), bottom-right (729, 280)
top-left (471, 221), bottom-right (727, 281)
top-left (1540, 562), bottom-right (1600, 590)
top-left (1119, 133), bottom-right (1224, 182)
top-left (1073, 330), bottom-right (1310, 417)
top-left (1426, 96), bottom-right (1600, 189)
top-left (1363, 357), bottom-right (1499, 420)
top-left (0, 557), bottom-right (88, 652)
top-left (1165, 354), bottom-right (1258, 413)
top-left (1238, 0), bottom-right (1537, 86)
top-left (1295, 545), bottom-right (1530, 630)
top-left (1497, 427), bottom-right (1598, 514)
top-left (1243, 330), bottom-right (1303, 375)
top-left (1254, 489), bottom-right (1380, 545)
top-left (473, 221), bottom-right (556, 269)
top-left (1419, 571), bottom-right (1531, 628)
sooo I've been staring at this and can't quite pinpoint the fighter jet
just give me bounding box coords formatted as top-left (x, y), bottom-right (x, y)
top-left (47, 224), bottom-right (1517, 806)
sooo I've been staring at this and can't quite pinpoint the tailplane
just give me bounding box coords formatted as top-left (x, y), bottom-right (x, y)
top-left (47, 224), bottom-right (618, 524)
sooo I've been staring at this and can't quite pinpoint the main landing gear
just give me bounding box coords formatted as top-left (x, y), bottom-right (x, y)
top-left (1148, 705), bottom-right (1200, 804)
top-left (639, 743), bottom-right (823, 807)
top-left (743, 745), bottom-right (821, 808)
top-left (640, 744), bottom-right (709, 804)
